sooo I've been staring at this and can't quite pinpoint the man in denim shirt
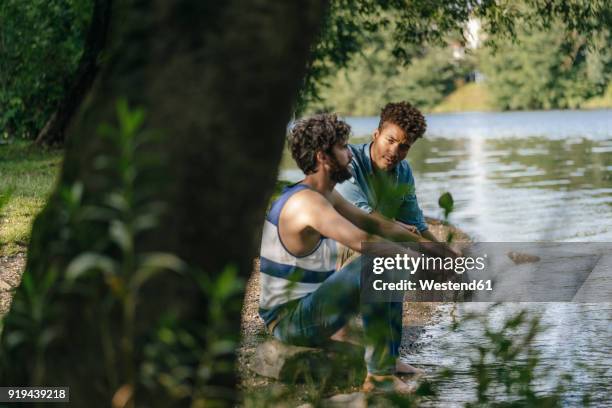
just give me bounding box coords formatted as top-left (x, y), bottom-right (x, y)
top-left (336, 101), bottom-right (442, 243)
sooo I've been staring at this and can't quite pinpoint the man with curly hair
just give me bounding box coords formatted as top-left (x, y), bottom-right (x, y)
top-left (259, 113), bottom-right (443, 394)
top-left (336, 101), bottom-right (442, 243)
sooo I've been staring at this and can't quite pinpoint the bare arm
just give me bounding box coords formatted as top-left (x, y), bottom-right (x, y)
top-left (301, 190), bottom-right (375, 253)
top-left (296, 190), bottom-right (419, 259)
top-left (331, 191), bottom-right (460, 258)
top-left (331, 190), bottom-right (426, 243)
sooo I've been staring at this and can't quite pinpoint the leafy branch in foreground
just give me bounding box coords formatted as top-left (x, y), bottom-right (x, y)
top-left (60, 99), bottom-right (187, 401)
top-left (1, 99), bottom-right (247, 406)
top-left (450, 307), bottom-right (578, 407)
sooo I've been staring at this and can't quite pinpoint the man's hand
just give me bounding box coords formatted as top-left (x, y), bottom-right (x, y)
top-left (395, 220), bottom-right (419, 235)
top-left (419, 241), bottom-right (462, 259)
top-left (395, 220), bottom-right (463, 258)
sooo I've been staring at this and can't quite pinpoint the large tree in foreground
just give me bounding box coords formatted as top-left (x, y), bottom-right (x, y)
top-left (2, 0), bottom-right (327, 405)
top-left (1, 0), bottom-right (610, 406)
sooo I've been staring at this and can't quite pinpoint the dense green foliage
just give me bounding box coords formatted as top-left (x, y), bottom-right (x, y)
top-left (1, 101), bottom-right (246, 405)
top-left (305, 21), bottom-right (611, 115)
top-left (0, 0), bottom-right (91, 140)
top-left (299, 0), bottom-right (479, 113)
top-left (306, 39), bottom-right (473, 115)
top-left (1, 0), bottom-right (609, 142)
top-left (480, 23), bottom-right (612, 110)
top-left (303, 0), bottom-right (611, 115)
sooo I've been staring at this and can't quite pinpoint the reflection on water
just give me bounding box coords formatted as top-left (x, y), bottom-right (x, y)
top-left (410, 134), bottom-right (612, 242)
top-left (280, 110), bottom-right (612, 405)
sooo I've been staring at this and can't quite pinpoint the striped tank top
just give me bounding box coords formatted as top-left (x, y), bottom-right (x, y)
top-left (259, 183), bottom-right (338, 325)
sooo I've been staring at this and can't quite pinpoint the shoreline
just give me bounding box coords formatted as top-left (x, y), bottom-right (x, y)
top-left (0, 253), bottom-right (25, 317)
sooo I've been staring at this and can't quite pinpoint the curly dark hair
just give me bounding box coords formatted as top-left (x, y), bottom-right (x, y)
top-left (288, 114), bottom-right (351, 175)
top-left (378, 101), bottom-right (426, 143)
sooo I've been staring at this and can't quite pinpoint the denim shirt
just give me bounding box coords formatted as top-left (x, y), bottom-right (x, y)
top-left (335, 142), bottom-right (428, 232)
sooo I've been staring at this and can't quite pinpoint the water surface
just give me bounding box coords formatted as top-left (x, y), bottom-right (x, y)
top-left (280, 109), bottom-right (612, 242)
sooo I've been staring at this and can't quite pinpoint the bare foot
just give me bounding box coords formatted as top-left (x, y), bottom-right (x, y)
top-left (395, 359), bottom-right (425, 376)
top-left (330, 325), bottom-right (362, 346)
top-left (362, 374), bottom-right (415, 394)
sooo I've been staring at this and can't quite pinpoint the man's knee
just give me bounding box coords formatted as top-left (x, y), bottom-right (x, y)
top-left (337, 244), bottom-right (360, 270)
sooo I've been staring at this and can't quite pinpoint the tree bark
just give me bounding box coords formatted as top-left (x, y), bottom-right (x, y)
top-left (34, 0), bottom-right (112, 147)
top-left (4, 0), bottom-right (327, 405)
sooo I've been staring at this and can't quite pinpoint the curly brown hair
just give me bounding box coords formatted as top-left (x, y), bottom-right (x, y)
top-left (288, 114), bottom-right (351, 175)
top-left (378, 101), bottom-right (426, 143)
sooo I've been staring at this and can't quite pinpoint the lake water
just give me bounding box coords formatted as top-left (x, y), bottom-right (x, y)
top-left (280, 109), bottom-right (612, 242)
top-left (279, 110), bottom-right (612, 406)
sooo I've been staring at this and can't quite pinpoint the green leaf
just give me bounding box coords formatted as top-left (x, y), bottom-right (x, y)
top-left (210, 339), bottom-right (237, 356)
top-left (109, 220), bottom-right (133, 253)
top-left (4, 331), bottom-right (27, 349)
top-left (66, 252), bottom-right (118, 280)
top-left (132, 213), bottom-right (159, 233)
top-left (77, 205), bottom-right (116, 222)
top-left (438, 191), bottom-right (454, 218)
top-left (59, 182), bottom-right (83, 209)
top-left (116, 98), bottom-right (146, 138)
top-left (132, 253), bottom-right (187, 288)
top-left (38, 327), bottom-right (61, 348)
top-left (212, 265), bottom-right (244, 300)
top-left (138, 253), bottom-right (187, 272)
top-left (40, 267), bottom-right (59, 293)
top-left (105, 193), bottom-right (129, 212)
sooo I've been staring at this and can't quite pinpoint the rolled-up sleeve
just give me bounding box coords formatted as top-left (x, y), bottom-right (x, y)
top-left (335, 177), bottom-right (373, 214)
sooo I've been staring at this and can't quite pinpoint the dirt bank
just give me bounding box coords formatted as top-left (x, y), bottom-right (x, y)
top-left (0, 253), bottom-right (25, 317)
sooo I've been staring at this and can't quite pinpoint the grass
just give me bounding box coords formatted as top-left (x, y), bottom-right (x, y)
top-left (432, 82), bottom-right (493, 113)
top-left (583, 82), bottom-right (612, 109)
top-left (0, 140), bottom-right (62, 256)
top-left (434, 81), bottom-right (612, 113)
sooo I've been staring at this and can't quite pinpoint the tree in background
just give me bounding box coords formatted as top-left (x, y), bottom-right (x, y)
top-left (0, 0), bottom-right (91, 140)
top-left (480, 21), bottom-right (612, 110)
top-left (299, 0), bottom-right (480, 114)
top-left (306, 34), bottom-right (474, 116)
top-left (34, 0), bottom-right (112, 146)
top-left (305, 0), bottom-right (611, 114)
top-left (2, 0), bottom-right (609, 142)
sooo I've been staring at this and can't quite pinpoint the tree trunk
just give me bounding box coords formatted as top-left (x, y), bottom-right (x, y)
top-left (3, 0), bottom-right (327, 405)
top-left (34, 0), bottom-right (112, 147)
